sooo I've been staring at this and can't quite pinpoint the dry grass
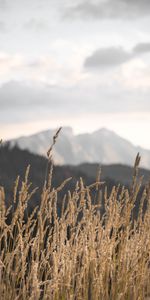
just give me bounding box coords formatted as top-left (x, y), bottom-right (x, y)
top-left (0, 142), bottom-right (150, 299)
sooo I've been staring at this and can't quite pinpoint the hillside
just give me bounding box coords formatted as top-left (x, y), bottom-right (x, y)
top-left (75, 162), bottom-right (150, 185)
top-left (0, 145), bottom-right (149, 215)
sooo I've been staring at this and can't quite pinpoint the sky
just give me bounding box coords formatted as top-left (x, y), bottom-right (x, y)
top-left (1, 0), bottom-right (150, 148)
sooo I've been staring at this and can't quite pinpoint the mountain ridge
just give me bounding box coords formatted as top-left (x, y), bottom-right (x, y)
top-left (9, 127), bottom-right (150, 169)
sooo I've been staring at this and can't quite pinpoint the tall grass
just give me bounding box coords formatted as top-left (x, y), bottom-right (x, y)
top-left (0, 140), bottom-right (150, 299)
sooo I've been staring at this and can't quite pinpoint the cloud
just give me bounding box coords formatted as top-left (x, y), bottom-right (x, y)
top-left (0, 50), bottom-right (86, 88)
top-left (0, 53), bottom-right (23, 74)
top-left (24, 18), bottom-right (49, 32)
top-left (65, 0), bottom-right (150, 20)
top-left (0, 81), bottom-right (59, 110)
top-left (133, 42), bottom-right (150, 55)
top-left (0, 0), bottom-right (7, 9)
top-left (84, 42), bottom-right (150, 70)
top-left (1, 79), bottom-right (150, 123)
top-left (0, 21), bottom-right (6, 32)
top-left (84, 47), bottom-right (131, 69)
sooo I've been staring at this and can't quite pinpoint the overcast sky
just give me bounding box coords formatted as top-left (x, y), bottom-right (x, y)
top-left (1, 0), bottom-right (150, 148)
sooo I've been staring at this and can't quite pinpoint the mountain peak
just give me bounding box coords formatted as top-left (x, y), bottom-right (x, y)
top-left (61, 126), bottom-right (74, 135)
top-left (93, 127), bottom-right (116, 137)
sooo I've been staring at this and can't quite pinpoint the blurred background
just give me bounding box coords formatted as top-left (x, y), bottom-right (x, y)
top-left (0, 0), bottom-right (150, 165)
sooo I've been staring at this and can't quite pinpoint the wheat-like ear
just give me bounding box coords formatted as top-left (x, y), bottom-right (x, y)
top-left (133, 152), bottom-right (141, 175)
top-left (44, 127), bottom-right (62, 185)
top-left (47, 127), bottom-right (62, 160)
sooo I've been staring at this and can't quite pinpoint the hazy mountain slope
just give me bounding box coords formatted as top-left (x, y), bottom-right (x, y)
top-left (9, 127), bottom-right (150, 168)
top-left (75, 128), bottom-right (136, 165)
top-left (10, 127), bottom-right (74, 164)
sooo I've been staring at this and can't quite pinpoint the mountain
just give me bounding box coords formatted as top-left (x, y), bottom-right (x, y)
top-left (9, 127), bottom-right (150, 169)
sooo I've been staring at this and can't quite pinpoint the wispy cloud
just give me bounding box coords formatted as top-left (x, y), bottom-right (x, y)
top-left (0, 53), bottom-right (23, 76)
top-left (65, 0), bottom-right (150, 20)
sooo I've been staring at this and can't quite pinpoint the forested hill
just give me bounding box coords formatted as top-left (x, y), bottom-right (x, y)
top-left (0, 144), bottom-right (149, 217)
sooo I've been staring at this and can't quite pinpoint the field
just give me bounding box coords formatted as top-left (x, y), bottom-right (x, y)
top-left (0, 136), bottom-right (150, 299)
